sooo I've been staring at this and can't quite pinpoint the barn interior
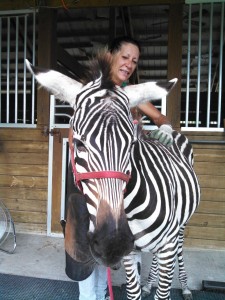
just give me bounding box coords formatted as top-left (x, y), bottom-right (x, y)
top-left (0, 0), bottom-right (225, 296)
top-left (0, 3), bottom-right (224, 127)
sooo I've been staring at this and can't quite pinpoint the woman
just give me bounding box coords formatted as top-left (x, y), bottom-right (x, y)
top-left (68, 36), bottom-right (173, 152)
top-left (108, 36), bottom-right (173, 145)
top-left (67, 36), bottom-right (174, 300)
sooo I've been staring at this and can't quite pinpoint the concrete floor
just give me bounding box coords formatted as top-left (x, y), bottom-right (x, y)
top-left (0, 233), bottom-right (225, 291)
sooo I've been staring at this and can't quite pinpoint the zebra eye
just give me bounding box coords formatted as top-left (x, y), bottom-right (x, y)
top-left (74, 139), bottom-right (86, 152)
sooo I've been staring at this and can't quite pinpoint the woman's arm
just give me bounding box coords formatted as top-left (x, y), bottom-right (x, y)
top-left (138, 101), bottom-right (173, 147)
top-left (138, 101), bottom-right (171, 126)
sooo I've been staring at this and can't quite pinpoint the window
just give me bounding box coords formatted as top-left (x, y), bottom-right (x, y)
top-left (0, 10), bottom-right (36, 127)
top-left (182, 1), bottom-right (225, 131)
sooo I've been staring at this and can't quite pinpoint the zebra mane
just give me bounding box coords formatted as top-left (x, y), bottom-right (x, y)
top-left (80, 50), bottom-right (115, 90)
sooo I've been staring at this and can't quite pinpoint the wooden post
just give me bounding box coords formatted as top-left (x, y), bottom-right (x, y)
top-left (167, 3), bottom-right (183, 131)
top-left (37, 8), bottom-right (57, 128)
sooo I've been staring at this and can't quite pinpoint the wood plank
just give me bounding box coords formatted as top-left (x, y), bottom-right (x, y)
top-left (11, 210), bottom-right (46, 224)
top-left (189, 213), bottom-right (225, 228)
top-left (194, 162), bottom-right (225, 175)
top-left (0, 164), bottom-right (48, 177)
top-left (0, 153), bottom-right (48, 164)
top-left (185, 131), bottom-right (225, 140)
top-left (193, 149), bottom-right (225, 162)
top-left (197, 175), bottom-right (225, 189)
top-left (185, 225), bottom-right (225, 241)
top-left (0, 188), bottom-right (47, 201)
top-left (0, 175), bottom-right (48, 189)
top-left (3, 198), bottom-right (47, 213)
top-left (15, 223), bottom-right (47, 235)
top-left (184, 238), bottom-right (225, 249)
top-left (195, 201), bottom-right (225, 215)
top-left (0, 128), bottom-right (48, 142)
top-left (1, 141), bottom-right (48, 153)
top-left (200, 188), bottom-right (225, 202)
top-left (193, 144), bottom-right (225, 150)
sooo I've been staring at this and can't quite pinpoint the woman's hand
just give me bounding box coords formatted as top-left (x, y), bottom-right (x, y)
top-left (150, 124), bottom-right (173, 147)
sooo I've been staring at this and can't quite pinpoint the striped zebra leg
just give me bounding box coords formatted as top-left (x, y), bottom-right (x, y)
top-left (123, 251), bottom-right (142, 300)
top-left (154, 238), bottom-right (178, 300)
top-left (142, 255), bottom-right (158, 297)
top-left (177, 227), bottom-right (193, 300)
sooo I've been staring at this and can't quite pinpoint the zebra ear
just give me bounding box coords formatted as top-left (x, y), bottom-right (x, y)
top-left (25, 59), bottom-right (83, 106)
top-left (124, 78), bottom-right (178, 108)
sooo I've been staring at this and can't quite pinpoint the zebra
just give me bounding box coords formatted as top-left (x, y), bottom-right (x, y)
top-left (26, 53), bottom-right (200, 300)
top-left (122, 129), bottom-right (199, 300)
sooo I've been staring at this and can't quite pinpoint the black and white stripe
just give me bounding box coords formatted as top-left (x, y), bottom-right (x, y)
top-left (123, 131), bottom-right (200, 300)
top-left (72, 77), bottom-right (200, 299)
top-left (27, 55), bottom-right (200, 300)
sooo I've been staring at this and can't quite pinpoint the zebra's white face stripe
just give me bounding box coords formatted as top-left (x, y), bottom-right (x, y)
top-left (72, 81), bottom-right (133, 218)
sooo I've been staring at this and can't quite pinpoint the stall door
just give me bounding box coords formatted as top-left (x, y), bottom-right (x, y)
top-left (47, 96), bottom-right (72, 235)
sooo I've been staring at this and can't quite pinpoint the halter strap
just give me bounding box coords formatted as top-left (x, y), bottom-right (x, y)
top-left (70, 148), bottom-right (130, 191)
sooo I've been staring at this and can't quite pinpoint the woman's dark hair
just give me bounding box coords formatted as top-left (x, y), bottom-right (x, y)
top-left (108, 36), bottom-right (141, 54)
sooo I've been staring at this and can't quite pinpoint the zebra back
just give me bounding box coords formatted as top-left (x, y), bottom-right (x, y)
top-left (124, 130), bottom-right (200, 251)
top-left (171, 131), bottom-right (194, 166)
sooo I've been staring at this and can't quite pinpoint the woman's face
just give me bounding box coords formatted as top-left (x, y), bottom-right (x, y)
top-left (110, 42), bottom-right (140, 86)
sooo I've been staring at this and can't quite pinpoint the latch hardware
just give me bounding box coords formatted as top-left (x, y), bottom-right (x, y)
top-left (42, 126), bottom-right (61, 143)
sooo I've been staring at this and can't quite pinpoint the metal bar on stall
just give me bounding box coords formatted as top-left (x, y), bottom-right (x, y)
top-left (217, 2), bottom-right (224, 128)
top-left (196, 3), bottom-right (202, 128)
top-left (0, 9), bottom-right (34, 16)
top-left (206, 3), bottom-right (213, 128)
top-left (0, 18), bottom-right (2, 123)
top-left (23, 15), bottom-right (27, 124)
top-left (15, 16), bottom-right (19, 124)
top-left (47, 96), bottom-right (55, 235)
top-left (60, 138), bottom-right (68, 221)
top-left (185, 4), bottom-right (192, 127)
top-left (6, 17), bottom-right (10, 123)
top-left (31, 11), bottom-right (36, 125)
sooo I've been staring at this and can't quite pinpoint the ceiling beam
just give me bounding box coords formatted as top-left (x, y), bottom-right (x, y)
top-left (121, 6), bottom-right (133, 36)
top-left (56, 44), bottom-right (87, 80)
top-left (0, 0), bottom-right (185, 11)
top-left (108, 7), bottom-right (117, 44)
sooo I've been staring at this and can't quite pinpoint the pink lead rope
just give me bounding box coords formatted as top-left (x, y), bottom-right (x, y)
top-left (107, 267), bottom-right (114, 300)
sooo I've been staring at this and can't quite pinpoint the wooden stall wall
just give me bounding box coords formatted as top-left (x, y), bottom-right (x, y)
top-left (184, 131), bottom-right (225, 249)
top-left (0, 8), bottom-right (56, 235)
top-left (0, 128), bottom-right (49, 234)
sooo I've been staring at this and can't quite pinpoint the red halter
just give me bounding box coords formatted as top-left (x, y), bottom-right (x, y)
top-left (70, 148), bottom-right (130, 191)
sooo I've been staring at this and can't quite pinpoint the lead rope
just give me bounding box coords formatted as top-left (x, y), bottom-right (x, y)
top-left (107, 267), bottom-right (114, 300)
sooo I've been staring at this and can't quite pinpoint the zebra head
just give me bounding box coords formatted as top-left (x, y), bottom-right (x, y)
top-left (26, 55), bottom-right (176, 267)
